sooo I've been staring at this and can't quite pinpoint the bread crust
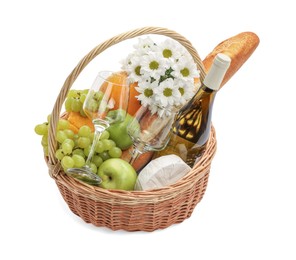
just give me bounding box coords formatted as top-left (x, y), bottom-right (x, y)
top-left (202, 32), bottom-right (260, 88)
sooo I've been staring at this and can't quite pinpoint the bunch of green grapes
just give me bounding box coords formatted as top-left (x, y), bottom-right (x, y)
top-left (34, 117), bottom-right (123, 174)
top-left (64, 89), bottom-right (89, 116)
top-left (34, 114), bottom-right (53, 156)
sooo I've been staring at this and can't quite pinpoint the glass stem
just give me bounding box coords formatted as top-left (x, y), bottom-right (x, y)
top-left (85, 125), bottom-right (104, 167)
top-left (129, 145), bottom-right (143, 166)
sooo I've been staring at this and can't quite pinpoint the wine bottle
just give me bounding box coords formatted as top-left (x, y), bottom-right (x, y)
top-left (155, 53), bottom-right (231, 167)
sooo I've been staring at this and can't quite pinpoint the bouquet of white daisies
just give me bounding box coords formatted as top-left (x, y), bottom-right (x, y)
top-left (121, 37), bottom-right (200, 116)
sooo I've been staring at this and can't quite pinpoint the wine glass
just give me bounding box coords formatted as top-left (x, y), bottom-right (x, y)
top-left (127, 105), bottom-right (177, 166)
top-left (67, 71), bottom-right (129, 185)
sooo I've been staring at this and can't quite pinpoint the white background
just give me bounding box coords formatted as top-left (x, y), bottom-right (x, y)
top-left (1, 0), bottom-right (295, 259)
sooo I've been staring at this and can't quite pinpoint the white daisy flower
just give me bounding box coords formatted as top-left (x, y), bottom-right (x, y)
top-left (172, 56), bottom-right (200, 82)
top-left (149, 103), bottom-right (159, 115)
top-left (141, 52), bottom-right (167, 81)
top-left (174, 79), bottom-right (195, 106)
top-left (158, 39), bottom-right (183, 61)
top-left (154, 78), bottom-right (181, 107)
top-left (121, 53), bottom-right (132, 70)
top-left (135, 80), bottom-right (158, 107)
top-left (125, 55), bottom-right (143, 83)
top-left (149, 101), bottom-right (177, 117)
top-left (133, 37), bottom-right (156, 55)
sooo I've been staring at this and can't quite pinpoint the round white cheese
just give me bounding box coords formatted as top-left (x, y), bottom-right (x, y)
top-left (134, 154), bottom-right (191, 191)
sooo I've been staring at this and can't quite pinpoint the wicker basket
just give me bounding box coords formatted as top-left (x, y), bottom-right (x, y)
top-left (47, 27), bottom-right (217, 232)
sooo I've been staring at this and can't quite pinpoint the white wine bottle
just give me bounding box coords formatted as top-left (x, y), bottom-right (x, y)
top-left (155, 53), bottom-right (231, 167)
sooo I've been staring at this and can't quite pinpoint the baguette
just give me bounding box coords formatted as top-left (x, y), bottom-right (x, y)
top-left (202, 31), bottom-right (260, 88)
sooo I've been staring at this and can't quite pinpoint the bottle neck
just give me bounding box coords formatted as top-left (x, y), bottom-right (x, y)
top-left (200, 83), bottom-right (217, 95)
top-left (203, 53), bottom-right (231, 91)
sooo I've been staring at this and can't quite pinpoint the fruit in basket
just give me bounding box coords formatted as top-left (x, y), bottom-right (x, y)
top-left (65, 89), bottom-right (88, 115)
top-left (62, 89), bottom-right (94, 133)
top-left (128, 82), bottom-right (141, 115)
top-left (34, 114), bottom-right (125, 172)
top-left (34, 123), bottom-right (48, 136)
top-left (66, 111), bottom-right (94, 133)
top-left (107, 110), bottom-right (136, 150)
top-left (97, 158), bottom-right (137, 190)
top-left (97, 71), bottom-right (140, 115)
top-left (104, 71), bottom-right (141, 115)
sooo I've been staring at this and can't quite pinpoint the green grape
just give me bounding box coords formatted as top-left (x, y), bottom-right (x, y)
top-left (82, 89), bottom-right (89, 94)
top-left (101, 139), bottom-right (115, 151)
top-left (89, 163), bottom-right (97, 174)
top-left (78, 125), bottom-right (91, 137)
top-left (65, 97), bottom-right (74, 112)
top-left (72, 154), bottom-right (85, 168)
top-left (100, 130), bottom-right (110, 140)
top-left (41, 135), bottom-right (48, 146)
top-left (72, 148), bottom-right (85, 158)
top-left (73, 134), bottom-right (79, 147)
top-left (89, 132), bottom-right (94, 142)
top-left (64, 129), bottom-right (75, 139)
top-left (34, 123), bottom-right (48, 135)
top-left (86, 99), bottom-right (98, 112)
top-left (56, 130), bottom-right (68, 143)
top-left (71, 99), bottom-right (82, 112)
top-left (84, 145), bottom-right (91, 157)
top-left (95, 140), bottom-right (104, 153)
top-left (93, 91), bottom-right (103, 101)
top-left (92, 155), bottom-right (103, 167)
top-left (62, 142), bottom-right (73, 155)
top-left (43, 146), bottom-right (49, 156)
top-left (58, 119), bottom-right (70, 130)
top-left (55, 149), bottom-right (65, 160)
top-left (108, 147), bottom-right (122, 158)
top-left (61, 156), bottom-right (74, 169)
top-left (80, 93), bottom-right (86, 104)
top-left (63, 138), bottom-right (75, 147)
top-left (99, 151), bottom-right (110, 161)
top-left (108, 139), bottom-right (116, 147)
top-left (77, 137), bottom-right (91, 148)
top-left (68, 89), bottom-right (78, 98)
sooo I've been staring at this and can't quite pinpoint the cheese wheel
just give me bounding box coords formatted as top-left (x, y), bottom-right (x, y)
top-left (135, 155), bottom-right (191, 191)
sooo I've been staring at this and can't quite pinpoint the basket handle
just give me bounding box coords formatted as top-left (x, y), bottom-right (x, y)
top-left (47, 26), bottom-right (206, 175)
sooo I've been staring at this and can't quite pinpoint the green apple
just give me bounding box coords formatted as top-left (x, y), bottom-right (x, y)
top-left (97, 158), bottom-right (137, 190)
top-left (107, 110), bottom-right (137, 150)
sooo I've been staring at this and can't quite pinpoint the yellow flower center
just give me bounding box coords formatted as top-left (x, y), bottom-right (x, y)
top-left (135, 66), bottom-right (141, 76)
top-left (163, 49), bottom-right (172, 58)
top-left (144, 88), bottom-right (153, 97)
top-left (180, 68), bottom-right (190, 77)
top-left (179, 87), bottom-right (185, 96)
top-left (163, 88), bottom-right (173, 97)
top-left (149, 61), bottom-right (159, 70)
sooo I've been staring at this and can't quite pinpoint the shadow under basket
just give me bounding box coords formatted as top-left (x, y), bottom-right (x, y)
top-left (46, 27), bottom-right (217, 232)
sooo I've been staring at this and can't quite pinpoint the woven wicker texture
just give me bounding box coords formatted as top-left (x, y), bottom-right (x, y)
top-left (46, 27), bottom-right (217, 231)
